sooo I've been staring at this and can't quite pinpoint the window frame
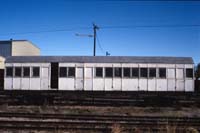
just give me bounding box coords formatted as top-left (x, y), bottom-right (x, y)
top-left (140, 68), bottom-right (148, 78)
top-left (32, 67), bottom-right (40, 77)
top-left (186, 68), bottom-right (193, 78)
top-left (159, 68), bottom-right (166, 78)
top-left (132, 68), bottom-right (139, 78)
top-left (68, 67), bottom-right (75, 77)
top-left (114, 67), bottom-right (122, 78)
top-left (95, 67), bottom-right (103, 78)
top-left (14, 67), bottom-right (22, 77)
top-left (23, 67), bottom-right (30, 78)
top-left (59, 67), bottom-right (67, 77)
top-left (149, 68), bottom-right (156, 78)
top-left (105, 67), bottom-right (113, 78)
top-left (123, 67), bottom-right (131, 78)
top-left (6, 67), bottom-right (13, 77)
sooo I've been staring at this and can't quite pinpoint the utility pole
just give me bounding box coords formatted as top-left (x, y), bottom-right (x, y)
top-left (76, 23), bottom-right (100, 56)
top-left (93, 23), bottom-right (99, 56)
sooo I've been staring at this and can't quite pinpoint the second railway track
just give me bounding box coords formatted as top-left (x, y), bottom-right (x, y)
top-left (0, 113), bottom-right (199, 127)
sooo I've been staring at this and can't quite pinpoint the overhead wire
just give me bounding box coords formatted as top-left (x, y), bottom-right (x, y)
top-left (96, 33), bottom-right (106, 55)
top-left (0, 24), bottom-right (199, 36)
top-left (100, 24), bottom-right (200, 29)
top-left (0, 27), bottom-right (91, 36)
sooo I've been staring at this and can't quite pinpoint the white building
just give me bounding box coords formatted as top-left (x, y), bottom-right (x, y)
top-left (0, 40), bottom-right (40, 89)
top-left (0, 40), bottom-right (40, 58)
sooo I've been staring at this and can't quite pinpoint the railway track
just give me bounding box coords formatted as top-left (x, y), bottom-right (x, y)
top-left (0, 90), bottom-right (199, 132)
top-left (0, 90), bottom-right (199, 107)
top-left (0, 112), bottom-right (199, 131)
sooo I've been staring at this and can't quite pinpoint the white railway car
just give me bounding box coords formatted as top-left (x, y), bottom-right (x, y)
top-left (4, 56), bottom-right (194, 91)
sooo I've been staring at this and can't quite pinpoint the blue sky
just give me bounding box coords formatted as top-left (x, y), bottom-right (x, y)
top-left (0, 1), bottom-right (199, 64)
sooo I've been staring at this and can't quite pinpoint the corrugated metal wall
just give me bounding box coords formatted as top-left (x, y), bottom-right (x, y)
top-left (0, 41), bottom-right (11, 57)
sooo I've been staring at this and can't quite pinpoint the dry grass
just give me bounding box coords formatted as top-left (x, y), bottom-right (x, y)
top-left (134, 128), bottom-right (141, 133)
top-left (166, 125), bottom-right (177, 133)
top-left (111, 123), bottom-right (123, 133)
top-left (166, 125), bottom-right (199, 133)
top-left (186, 127), bottom-right (199, 133)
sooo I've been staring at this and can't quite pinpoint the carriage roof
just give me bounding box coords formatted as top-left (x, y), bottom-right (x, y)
top-left (5, 56), bottom-right (194, 64)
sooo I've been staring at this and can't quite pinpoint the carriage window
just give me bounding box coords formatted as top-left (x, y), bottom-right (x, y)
top-left (140, 68), bottom-right (148, 78)
top-left (59, 67), bottom-right (67, 77)
top-left (159, 68), bottom-right (166, 78)
top-left (114, 67), bottom-right (122, 77)
top-left (68, 67), bottom-right (75, 77)
top-left (6, 67), bottom-right (13, 77)
top-left (15, 67), bottom-right (22, 77)
top-left (105, 67), bottom-right (113, 77)
top-left (123, 68), bottom-right (131, 78)
top-left (149, 68), bottom-right (156, 78)
top-left (132, 68), bottom-right (139, 78)
top-left (32, 67), bottom-right (40, 77)
top-left (186, 68), bottom-right (193, 78)
top-left (23, 67), bottom-right (30, 77)
top-left (95, 67), bottom-right (103, 77)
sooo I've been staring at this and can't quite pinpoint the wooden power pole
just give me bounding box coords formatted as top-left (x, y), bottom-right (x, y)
top-left (93, 23), bottom-right (99, 56)
top-left (76, 23), bottom-right (99, 56)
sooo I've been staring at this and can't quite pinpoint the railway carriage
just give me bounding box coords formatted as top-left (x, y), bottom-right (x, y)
top-left (4, 56), bottom-right (194, 91)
